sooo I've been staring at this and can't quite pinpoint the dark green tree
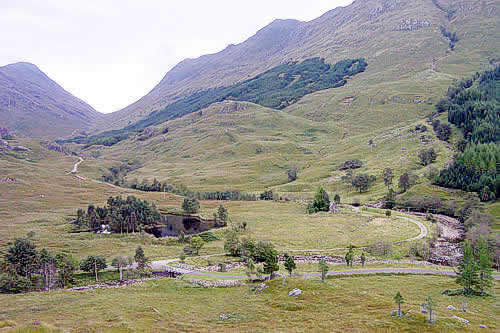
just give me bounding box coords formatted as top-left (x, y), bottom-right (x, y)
top-left (477, 239), bottom-right (493, 294)
top-left (394, 291), bottom-right (404, 317)
top-left (318, 259), bottom-right (329, 282)
top-left (334, 194), bottom-right (341, 205)
top-left (5, 236), bottom-right (39, 278)
top-left (134, 246), bottom-right (149, 270)
top-left (182, 197), bottom-right (200, 214)
top-left (55, 253), bottom-right (78, 288)
top-left (351, 174), bottom-right (376, 193)
top-left (418, 148), bottom-right (437, 166)
top-left (399, 172), bottom-right (418, 193)
top-left (455, 241), bottom-right (479, 295)
top-left (262, 247), bottom-right (279, 279)
top-left (80, 256), bottom-right (106, 282)
top-left (284, 254), bottom-right (296, 277)
top-left (190, 236), bottom-right (205, 256)
top-left (360, 252), bottom-right (366, 267)
top-left (383, 168), bottom-right (394, 189)
top-left (217, 205), bottom-right (228, 224)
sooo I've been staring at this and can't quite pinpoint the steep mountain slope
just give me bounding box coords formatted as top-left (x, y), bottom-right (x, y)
top-left (103, 0), bottom-right (499, 130)
top-left (0, 62), bottom-right (102, 138)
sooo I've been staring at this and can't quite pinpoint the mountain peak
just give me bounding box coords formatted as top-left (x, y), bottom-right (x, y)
top-left (2, 62), bottom-right (41, 72)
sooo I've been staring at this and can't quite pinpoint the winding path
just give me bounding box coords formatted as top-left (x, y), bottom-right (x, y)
top-left (69, 157), bottom-right (84, 174)
top-left (69, 156), bottom-right (123, 190)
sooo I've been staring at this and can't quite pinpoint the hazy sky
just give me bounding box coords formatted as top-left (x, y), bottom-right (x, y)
top-left (1, 0), bottom-right (353, 113)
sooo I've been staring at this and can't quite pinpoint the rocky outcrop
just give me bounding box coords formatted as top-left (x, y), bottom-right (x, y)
top-left (395, 19), bottom-right (431, 31)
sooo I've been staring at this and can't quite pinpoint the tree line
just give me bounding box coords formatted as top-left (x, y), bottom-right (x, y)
top-left (0, 234), bottom-right (153, 293)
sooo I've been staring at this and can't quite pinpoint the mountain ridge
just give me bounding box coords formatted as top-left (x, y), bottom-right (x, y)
top-left (0, 61), bottom-right (103, 138)
top-left (102, 0), bottom-right (499, 131)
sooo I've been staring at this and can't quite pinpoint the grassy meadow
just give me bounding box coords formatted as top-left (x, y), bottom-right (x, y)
top-left (0, 275), bottom-right (497, 332)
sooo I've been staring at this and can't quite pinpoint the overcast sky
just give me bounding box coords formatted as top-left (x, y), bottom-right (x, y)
top-left (1, 0), bottom-right (353, 113)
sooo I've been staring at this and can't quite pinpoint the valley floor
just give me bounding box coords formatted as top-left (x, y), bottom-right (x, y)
top-left (0, 275), bottom-right (497, 332)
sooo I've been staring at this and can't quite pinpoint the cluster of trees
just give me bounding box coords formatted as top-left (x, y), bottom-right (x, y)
top-left (224, 231), bottom-right (279, 278)
top-left (182, 197), bottom-right (200, 214)
top-left (118, 177), bottom-right (258, 202)
top-left (435, 143), bottom-right (498, 201)
top-left (438, 66), bottom-right (499, 144)
top-left (432, 119), bottom-right (452, 142)
top-left (440, 26), bottom-right (459, 50)
top-left (433, 67), bottom-right (498, 201)
top-left (75, 195), bottom-right (161, 233)
top-left (338, 159), bottom-right (363, 170)
top-left (344, 245), bottom-right (367, 267)
top-left (1, 235), bottom-right (155, 294)
top-left (307, 187), bottom-right (330, 213)
top-left (72, 58), bottom-right (367, 147)
top-left (418, 147), bottom-right (437, 166)
top-left (259, 190), bottom-right (280, 201)
top-left (0, 235), bottom-right (79, 293)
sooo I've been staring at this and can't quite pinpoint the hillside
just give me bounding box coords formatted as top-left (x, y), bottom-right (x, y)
top-left (102, 0), bottom-right (499, 130)
top-left (0, 62), bottom-right (102, 138)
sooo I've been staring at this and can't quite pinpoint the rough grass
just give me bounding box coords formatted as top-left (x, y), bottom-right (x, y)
top-left (0, 275), bottom-right (497, 332)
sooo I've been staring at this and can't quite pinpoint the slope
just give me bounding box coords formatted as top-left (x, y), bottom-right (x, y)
top-left (102, 0), bottom-right (499, 130)
top-left (0, 62), bottom-right (103, 138)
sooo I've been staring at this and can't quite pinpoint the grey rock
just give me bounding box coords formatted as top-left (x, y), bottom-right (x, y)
top-left (288, 288), bottom-right (302, 297)
top-left (12, 145), bottom-right (29, 151)
top-left (479, 324), bottom-right (488, 328)
top-left (453, 316), bottom-right (469, 325)
top-left (447, 305), bottom-right (456, 310)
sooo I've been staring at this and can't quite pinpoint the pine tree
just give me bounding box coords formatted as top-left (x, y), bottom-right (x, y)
top-left (284, 254), bottom-right (296, 277)
top-left (318, 259), bottom-right (329, 282)
top-left (477, 239), bottom-right (493, 294)
top-left (424, 296), bottom-right (436, 323)
top-left (394, 291), bottom-right (404, 317)
top-left (455, 241), bottom-right (479, 295)
top-left (134, 246), bottom-right (149, 270)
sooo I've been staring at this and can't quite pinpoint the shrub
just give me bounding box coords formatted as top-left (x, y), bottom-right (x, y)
top-left (339, 159), bottom-right (363, 170)
top-left (182, 197), bottom-right (200, 214)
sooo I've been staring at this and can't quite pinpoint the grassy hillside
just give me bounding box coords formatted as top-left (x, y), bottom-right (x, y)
top-left (101, 0), bottom-right (499, 130)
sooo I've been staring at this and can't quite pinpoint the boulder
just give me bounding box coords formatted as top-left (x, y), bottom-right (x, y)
top-left (288, 288), bottom-right (302, 297)
top-left (453, 316), bottom-right (469, 325)
top-left (12, 145), bottom-right (29, 151)
top-left (479, 325), bottom-right (488, 328)
top-left (447, 305), bottom-right (456, 311)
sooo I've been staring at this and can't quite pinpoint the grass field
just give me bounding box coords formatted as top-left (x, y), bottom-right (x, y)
top-left (0, 275), bottom-right (497, 332)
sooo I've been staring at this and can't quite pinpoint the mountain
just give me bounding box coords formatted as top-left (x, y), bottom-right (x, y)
top-left (80, 0), bottom-right (499, 196)
top-left (103, 0), bottom-right (499, 130)
top-left (0, 62), bottom-right (102, 138)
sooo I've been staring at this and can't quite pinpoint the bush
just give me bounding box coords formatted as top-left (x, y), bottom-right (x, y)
top-left (339, 159), bottom-right (363, 170)
top-left (182, 197), bottom-right (200, 214)
top-left (385, 210), bottom-right (392, 217)
top-left (307, 187), bottom-right (330, 213)
top-left (418, 148), bottom-right (437, 166)
top-left (198, 231), bottom-right (219, 242)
